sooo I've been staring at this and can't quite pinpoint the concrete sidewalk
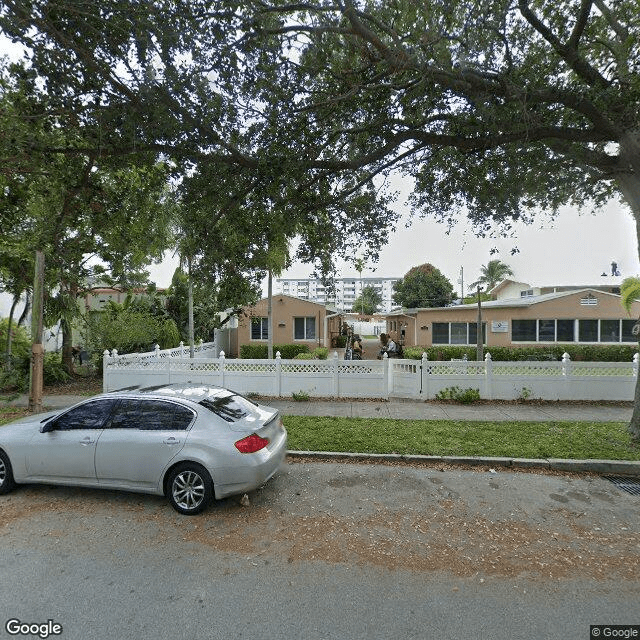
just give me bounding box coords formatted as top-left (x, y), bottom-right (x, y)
top-left (3, 393), bottom-right (633, 422)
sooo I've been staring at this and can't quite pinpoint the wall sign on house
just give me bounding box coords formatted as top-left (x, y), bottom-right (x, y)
top-left (491, 320), bottom-right (509, 333)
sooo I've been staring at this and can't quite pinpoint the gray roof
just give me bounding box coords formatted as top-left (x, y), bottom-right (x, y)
top-left (385, 288), bottom-right (622, 315)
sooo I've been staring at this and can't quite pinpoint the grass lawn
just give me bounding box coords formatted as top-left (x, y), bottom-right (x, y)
top-left (2, 407), bottom-right (637, 461)
top-left (283, 416), bottom-right (639, 461)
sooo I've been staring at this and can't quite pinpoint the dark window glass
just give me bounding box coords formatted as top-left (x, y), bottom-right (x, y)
top-left (450, 323), bottom-right (467, 344)
top-left (600, 320), bottom-right (620, 343)
top-left (251, 317), bottom-right (268, 340)
top-left (53, 400), bottom-right (116, 431)
top-left (199, 393), bottom-right (254, 423)
top-left (432, 323), bottom-right (449, 344)
top-left (512, 320), bottom-right (536, 341)
top-left (538, 320), bottom-right (555, 342)
top-left (294, 317), bottom-right (316, 340)
top-left (557, 319), bottom-right (575, 342)
top-left (579, 319), bottom-right (598, 342)
top-left (622, 319), bottom-right (637, 342)
top-left (468, 323), bottom-right (486, 345)
top-left (109, 399), bottom-right (194, 431)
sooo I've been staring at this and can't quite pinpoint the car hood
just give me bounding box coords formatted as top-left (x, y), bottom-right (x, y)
top-left (0, 410), bottom-right (59, 435)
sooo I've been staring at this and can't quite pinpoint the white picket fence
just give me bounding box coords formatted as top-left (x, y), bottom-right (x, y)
top-left (102, 343), bottom-right (639, 401)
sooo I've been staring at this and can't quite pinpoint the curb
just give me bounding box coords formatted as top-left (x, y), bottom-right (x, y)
top-left (287, 451), bottom-right (640, 476)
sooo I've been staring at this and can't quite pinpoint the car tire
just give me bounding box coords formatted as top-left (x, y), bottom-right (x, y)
top-left (0, 450), bottom-right (16, 495)
top-left (167, 463), bottom-right (213, 515)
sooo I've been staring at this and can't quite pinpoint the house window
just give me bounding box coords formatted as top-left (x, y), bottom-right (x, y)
top-left (432, 323), bottom-right (449, 344)
top-left (512, 319), bottom-right (536, 341)
top-left (538, 319), bottom-right (555, 342)
top-left (432, 322), bottom-right (486, 345)
top-left (294, 317), bottom-right (316, 340)
top-left (578, 319), bottom-right (598, 342)
top-left (520, 289), bottom-right (534, 298)
top-left (600, 319), bottom-right (620, 342)
top-left (250, 317), bottom-right (268, 340)
top-left (622, 320), bottom-right (637, 342)
top-left (557, 319), bottom-right (575, 342)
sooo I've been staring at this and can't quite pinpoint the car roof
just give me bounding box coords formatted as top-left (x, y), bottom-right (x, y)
top-left (107, 384), bottom-right (235, 403)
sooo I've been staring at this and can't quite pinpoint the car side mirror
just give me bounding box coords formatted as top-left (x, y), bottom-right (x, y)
top-left (40, 421), bottom-right (56, 433)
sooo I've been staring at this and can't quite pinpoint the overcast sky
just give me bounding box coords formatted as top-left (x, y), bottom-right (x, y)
top-left (148, 193), bottom-right (639, 296)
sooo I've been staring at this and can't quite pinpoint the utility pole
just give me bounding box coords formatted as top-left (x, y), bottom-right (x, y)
top-left (458, 266), bottom-right (464, 301)
top-left (187, 256), bottom-right (194, 358)
top-left (28, 250), bottom-right (45, 413)
top-left (476, 286), bottom-right (484, 361)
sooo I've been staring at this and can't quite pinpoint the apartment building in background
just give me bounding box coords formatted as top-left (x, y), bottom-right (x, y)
top-left (277, 276), bottom-right (401, 313)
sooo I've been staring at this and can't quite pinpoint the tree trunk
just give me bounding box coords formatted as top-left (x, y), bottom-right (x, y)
top-left (61, 318), bottom-right (74, 375)
top-left (267, 270), bottom-right (274, 359)
top-left (4, 294), bottom-right (19, 370)
top-left (18, 291), bottom-right (31, 326)
top-left (616, 158), bottom-right (640, 440)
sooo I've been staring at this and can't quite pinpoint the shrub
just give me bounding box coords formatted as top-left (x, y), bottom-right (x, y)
top-left (294, 353), bottom-right (314, 359)
top-left (292, 390), bottom-right (310, 401)
top-left (43, 353), bottom-right (72, 386)
top-left (239, 344), bottom-right (311, 359)
top-left (404, 344), bottom-right (639, 362)
top-left (332, 335), bottom-right (347, 348)
top-left (313, 347), bottom-right (329, 360)
top-left (435, 386), bottom-right (481, 403)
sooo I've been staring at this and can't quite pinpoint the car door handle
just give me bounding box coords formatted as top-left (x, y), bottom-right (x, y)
top-left (79, 437), bottom-right (95, 446)
top-left (163, 437), bottom-right (181, 445)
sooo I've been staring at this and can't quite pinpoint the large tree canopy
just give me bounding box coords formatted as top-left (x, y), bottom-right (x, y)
top-left (3, 0), bottom-right (640, 434)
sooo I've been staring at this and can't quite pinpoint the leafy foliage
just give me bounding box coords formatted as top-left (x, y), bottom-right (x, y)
top-left (351, 285), bottom-right (383, 315)
top-left (393, 264), bottom-right (455, 309)
top-left (469, 260), bottom-right (515, 292)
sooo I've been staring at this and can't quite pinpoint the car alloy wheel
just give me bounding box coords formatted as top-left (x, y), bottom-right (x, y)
top-left (168, 463), bottom-right (213, 515)
top-left (0, 450), bottom-right (15, 495)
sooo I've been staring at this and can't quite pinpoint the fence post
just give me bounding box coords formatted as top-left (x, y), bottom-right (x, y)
top-left (484, 352), bottom-right (493, 400)
top-left (276, 351), bottom-right (282, 397)
top-left (103, 350), bottom-right (111, 392)
top-left (332, 350), bottom-right (339, 398)
top-left (179, 341), bottom-right (185, 358)
top-left (562, 352), bottom-right (571, 399)
top-left (421, 352), bottom-right (429, 398)
top-left (219, 350), bottom-right (225, 387)
top-left (383, 352), bottom-right (390, 399)
top-left (634, 352), bottom-right (639, 378)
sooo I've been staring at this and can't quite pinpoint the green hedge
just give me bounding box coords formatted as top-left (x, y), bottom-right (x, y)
top-left (239, 344), bottom-right (311, 359)
top-left (403, 344), bottom-right (639, 362)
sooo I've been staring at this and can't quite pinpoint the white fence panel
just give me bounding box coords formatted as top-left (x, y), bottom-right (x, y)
top-left (103, 345), bottom-right (639, 401)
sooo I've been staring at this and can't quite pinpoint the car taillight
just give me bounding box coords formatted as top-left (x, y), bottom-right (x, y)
top-left (235, 434), bottom-right (270, 453)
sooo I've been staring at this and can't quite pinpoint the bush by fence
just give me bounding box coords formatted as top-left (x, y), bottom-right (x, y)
top-left (240, 343), bottom-right (311, 359)
top-left (403, 344), bottom-right (639, 362)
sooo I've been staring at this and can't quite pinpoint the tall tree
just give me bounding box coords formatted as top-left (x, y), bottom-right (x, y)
top-left (352, 285), bottom-right (382, 315)
top-left (469, 260), bottom-right (515, 292)
top-left (393, 264), bottom-right (455, 309)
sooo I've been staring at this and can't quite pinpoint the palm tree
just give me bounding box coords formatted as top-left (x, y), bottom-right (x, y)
top-left (621, 277), bottom-right (640, 441)
top-left (469, 259), bottom-right (514, 292)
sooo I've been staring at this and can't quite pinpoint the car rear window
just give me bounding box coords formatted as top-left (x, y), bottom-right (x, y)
top-left (198, 394), bottom-right (257, 423)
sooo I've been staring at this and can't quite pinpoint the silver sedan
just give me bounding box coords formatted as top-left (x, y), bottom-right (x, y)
top-left (0, 384), bottom-right (287, 514)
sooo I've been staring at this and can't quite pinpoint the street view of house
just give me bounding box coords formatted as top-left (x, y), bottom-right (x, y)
top-left (1, 2), bottom-right (639, 639)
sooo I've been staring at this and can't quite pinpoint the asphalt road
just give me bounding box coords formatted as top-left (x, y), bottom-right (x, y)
top-left (1, 459), bottom-right (639, 640)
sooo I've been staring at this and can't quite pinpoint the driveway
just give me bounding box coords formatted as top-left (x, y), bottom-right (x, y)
top-left (1, 459), bottom-right (638, 640)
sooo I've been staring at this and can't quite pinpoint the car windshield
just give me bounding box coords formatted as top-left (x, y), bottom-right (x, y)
top-left (198, 393), bottom-right (257, 423)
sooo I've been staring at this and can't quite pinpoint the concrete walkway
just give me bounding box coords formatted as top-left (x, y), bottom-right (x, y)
top-left (3, 393), bottom-right (633, 422)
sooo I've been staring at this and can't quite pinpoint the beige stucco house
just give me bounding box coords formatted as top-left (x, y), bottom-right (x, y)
top-left (385, 288), bottom-right (640, 349)
top-left (238, 294), bottom-right (342, 353)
